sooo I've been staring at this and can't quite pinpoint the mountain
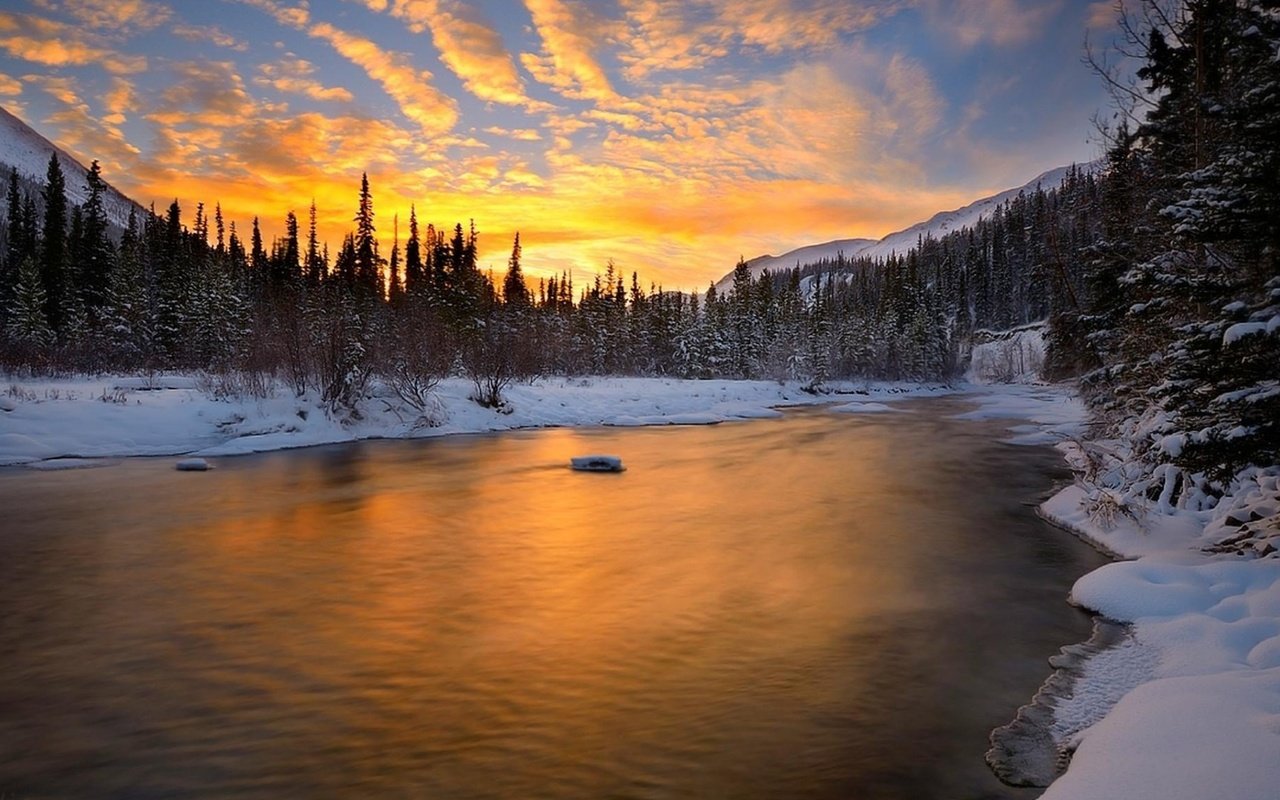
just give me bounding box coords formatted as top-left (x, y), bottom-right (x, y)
top-left (714, 163), bottom-right (1094, 292)
top-left (0, 105), bottom-right (144, 230)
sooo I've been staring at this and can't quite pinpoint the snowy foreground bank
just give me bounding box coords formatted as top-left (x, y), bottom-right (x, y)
top-left (1034, 470), bottom-right (1280, 799)
top-left (2, 375), bottom-right (1276, 799)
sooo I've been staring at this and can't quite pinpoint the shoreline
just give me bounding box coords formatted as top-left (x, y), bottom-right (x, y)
top-left (986, 616), bottom-right (1132, 787)
top-left (0, 373), bottom-right (981, 468)
top-left (1007, 446), bottom-right (1280, 799)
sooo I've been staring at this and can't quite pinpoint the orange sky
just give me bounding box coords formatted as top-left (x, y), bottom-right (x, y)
top-left (0, 0), bottom-right (1116, 290)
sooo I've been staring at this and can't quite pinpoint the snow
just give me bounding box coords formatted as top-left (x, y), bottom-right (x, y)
top-left (1034, 450), bottom-right (1280, 799)
top-left (949, 383), bottom-right (1087, 445)
top-left (0, 106), bottom-right (142, 228)
top-left (0, 375), bottom-right (959, 466)
top-left (715, 163), bottom-right (1097, 291)
top-left (1040, 558), bottom-right (1280, 800)
top-left (1223, 320), bottom-right (1269, 345)
top-left (1048, 635), bottom-right (1160, 747)
top-left (175, 457), bottom-right (211, 471)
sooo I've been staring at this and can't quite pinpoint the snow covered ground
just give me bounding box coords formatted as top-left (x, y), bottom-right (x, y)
top-left (1035, 463), bottom-right (1280, 798)
top-left (0, 373), bottom-right (954, 466)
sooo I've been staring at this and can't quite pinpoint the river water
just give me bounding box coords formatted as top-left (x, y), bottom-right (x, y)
top-left (0, 397), bottom-right (1107, 799)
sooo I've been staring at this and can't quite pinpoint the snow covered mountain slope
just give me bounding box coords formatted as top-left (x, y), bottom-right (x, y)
top-left (715, 163), bottom-right (1094, 292)
top-left (0, 105), bottom-right (144, 229)
top-left (723, 237), bottom-right (875, 289)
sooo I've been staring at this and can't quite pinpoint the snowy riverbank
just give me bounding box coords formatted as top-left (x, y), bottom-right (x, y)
top-left (1, 374), bottom-right (968, 467)
top-left (1031, 469), bottom-right (1280, 800)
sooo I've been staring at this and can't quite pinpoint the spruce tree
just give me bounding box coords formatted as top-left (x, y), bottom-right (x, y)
top-left (305, 200), bottom-right (322, 285)
top-left (6, 255), bottom-right (53, 349)
top-left (503, 232), bottom-right (528, 307)
top-left (353, 173), bottom-right (378, 296)
top-left (2, 168), bottom-right (26, 321)
top-left (40, 153), bottom-right (67, 332)
top-left (80, 160), bottom-right (113, 315)
top-left (405, 204), bottom-right (423, 295)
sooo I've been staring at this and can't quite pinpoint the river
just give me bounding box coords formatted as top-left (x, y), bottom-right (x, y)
top-left (0, 396), bottom-right (1108, 799)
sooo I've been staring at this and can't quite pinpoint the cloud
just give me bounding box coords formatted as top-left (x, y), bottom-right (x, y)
top-left (714, 0), bottom-right (904, 53)
top-left (145, 60), bottom-right (255, 130)
top-left (32, 0), bottom-right (172, 33)
top-left (256, 55), bottom-right (353, 103)
top-left (309, 21), bottom-right (458, 136)
top-left (919, 0), bottom-right (1063, 49)
top-left (615, 0), bottom-right (906, 80)
top-left (359, 0), bottom-right (549, 111)
top-left (0, 72), bottom-right (21, 95)
top-left (171, 23), bottom-right (249, 51)
top-left (520, 0), bottom-right (616, 102)
top-left (233, 0), bottom-right (310, 29)
top-left (234, 0), bottom-right (457, 132)
top-left (483, 126), bottom-right (543, 141)
top-left (615, 1), bottom-right (728, 80)
top-left (0, 12), bottom-right (146, 73)
top-left (21, 74), bottom-right (141, 174)
top-left (101, 76), bottom-right (136, 124)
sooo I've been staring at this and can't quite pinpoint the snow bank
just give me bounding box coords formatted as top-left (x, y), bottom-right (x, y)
top-left (950, 383), bottom-right (1087, 445)
top-left (1040, 558), bottom-right (1280, 800)
top-left (0, 376), bottom-right (1081, 468)
top-left (1032, 457), bottom-right (1280, 799)
top-left (0, 375), bottom-right (953, 466)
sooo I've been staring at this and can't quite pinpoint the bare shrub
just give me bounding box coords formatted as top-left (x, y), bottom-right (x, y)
top-left (384, 307), bottom-right (453, 412)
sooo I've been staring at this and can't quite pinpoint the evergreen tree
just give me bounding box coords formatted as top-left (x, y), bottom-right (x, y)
top-left (80, 160), bottom-right (113, 315)
top-left (40, 153), bottom-right (67, 332)
top-left (305, 200), bottom-right (322, 285)
top-left (388, 214), bottom-right (403, 307)
top-left (101, 208), bottom-right (151, 364)
top-left (404, 204), bottom-right (423, 295)
top-left (214, 203), bottom-right (226, 254)
top-left (353, 173), bottom-right (379, 296)
top-left (250, 216), bottom-right (267, 279)
top-left (2, 168), bottom-right (28, 321)
top-left (274, 210), bottom-right (301, 292)
top-left (503, 232), bottom-right (528, 307)
top-left (6, 255), bottom-right (53, 349)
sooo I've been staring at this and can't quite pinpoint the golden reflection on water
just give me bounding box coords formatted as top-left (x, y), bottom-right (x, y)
top-left (0, 401), bottom-right (1109, 800)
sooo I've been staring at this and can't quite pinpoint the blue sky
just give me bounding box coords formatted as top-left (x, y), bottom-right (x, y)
top-left (0, 0), bottom-right (1121, 289)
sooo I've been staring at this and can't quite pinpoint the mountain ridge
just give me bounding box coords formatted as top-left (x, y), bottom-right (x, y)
top-left (0, 105), bottom-right (144, 231)
top-left (715, 162), bottom-right (1097, 292)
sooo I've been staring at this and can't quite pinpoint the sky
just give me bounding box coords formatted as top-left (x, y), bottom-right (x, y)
top-left (0, 0), bottom-right (1121, 290)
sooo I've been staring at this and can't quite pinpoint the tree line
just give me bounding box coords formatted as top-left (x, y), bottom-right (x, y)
top-left (0, 153), bottom-right (1102, 399)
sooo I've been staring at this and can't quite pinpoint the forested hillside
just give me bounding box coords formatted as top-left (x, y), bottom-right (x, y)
top-left (0, 0), bottom-right (1275, 495)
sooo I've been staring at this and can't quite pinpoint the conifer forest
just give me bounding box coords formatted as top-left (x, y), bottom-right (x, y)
top-left (0, 0), bottom-right (1276, 494)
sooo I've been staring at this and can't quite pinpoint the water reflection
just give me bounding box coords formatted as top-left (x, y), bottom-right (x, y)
top-left (0, 397), bottom-right (1107, 799)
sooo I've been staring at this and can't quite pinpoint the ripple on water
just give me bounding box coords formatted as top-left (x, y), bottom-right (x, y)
top-left (0, 401), bottom-right (1109, 799)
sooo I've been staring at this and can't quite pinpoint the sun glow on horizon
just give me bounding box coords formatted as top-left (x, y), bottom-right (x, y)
top-left (0, 0), bottom-right (1112, 291)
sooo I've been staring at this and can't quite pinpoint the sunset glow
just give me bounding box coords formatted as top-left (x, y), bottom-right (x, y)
top-left (0, 0), bottom-right (1113, 290)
